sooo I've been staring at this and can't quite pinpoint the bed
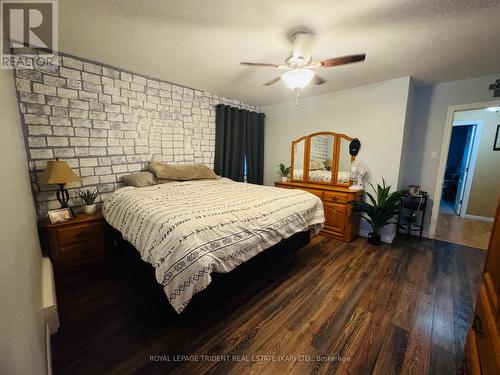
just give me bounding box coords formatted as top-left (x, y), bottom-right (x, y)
top-left (293, 168), bottom-right (350, 183)
top-left (103, 178), bottom-right (324, 313)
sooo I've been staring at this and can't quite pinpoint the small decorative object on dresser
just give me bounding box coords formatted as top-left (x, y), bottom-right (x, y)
top-left (77, 188), bottom-right (100, 214)
top-left (349, 179), bottom-right (402, 245)
top-left (494, 124), bottom-right (500, 150)
top-left (41, 211), bottom-right (109, 273)
top-left (278, 163), bottom-right (291, 182)
top-left (47, 208), bottom-right (73, 224)
top-left (275, 131), bottom-right (363, 242)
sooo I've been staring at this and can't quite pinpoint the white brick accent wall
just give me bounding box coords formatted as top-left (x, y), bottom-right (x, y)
top-left (15, 53), bottom-right (258, 215)
top-left (310, 135), bottom-right (330, 160)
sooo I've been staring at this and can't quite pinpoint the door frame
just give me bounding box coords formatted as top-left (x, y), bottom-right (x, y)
top-left (429, 100), bottom-right (500, 239)
top-left (450, 120), bottom-right (484, 217)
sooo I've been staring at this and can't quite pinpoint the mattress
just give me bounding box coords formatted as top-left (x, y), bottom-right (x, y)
top-left (103, 178), bottom-right (324, 313)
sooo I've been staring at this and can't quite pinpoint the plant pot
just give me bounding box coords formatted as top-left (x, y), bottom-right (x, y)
top-left (367, 232), bottom-right (381, 245)
top-left (281, 176), bottom-right (288, 182)
top-left (82, 203), bottom-right (97, 214)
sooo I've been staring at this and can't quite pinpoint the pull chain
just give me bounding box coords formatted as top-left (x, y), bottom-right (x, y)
top-left (295, 88), bottom-right (300, 107)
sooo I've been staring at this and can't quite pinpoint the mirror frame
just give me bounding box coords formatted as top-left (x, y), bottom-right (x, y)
top-left (290, 131), bottom-right (355, 187)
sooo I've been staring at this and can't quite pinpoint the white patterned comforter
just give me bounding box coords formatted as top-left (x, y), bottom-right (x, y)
top-left (103, 178), bottom-right (324, 313)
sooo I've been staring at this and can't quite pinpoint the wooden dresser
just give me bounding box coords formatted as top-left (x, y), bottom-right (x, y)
top-left (274, 181), bottom-right (362, 242)
top-left (41, 211), bottom-right (109, 273)
top-left (461, 200), bottom-right (500, 374)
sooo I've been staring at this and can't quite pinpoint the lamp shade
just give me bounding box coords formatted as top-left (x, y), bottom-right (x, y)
top-left (282, 69), bottom-right (314, 89)
top-left (39, 159), bottom-right (80, 184)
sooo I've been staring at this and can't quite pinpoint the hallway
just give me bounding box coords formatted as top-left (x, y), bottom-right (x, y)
top-left (435, 213), bottom-right (493, 249)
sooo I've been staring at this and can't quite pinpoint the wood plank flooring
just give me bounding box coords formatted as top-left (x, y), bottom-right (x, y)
top-left (435, 213), bottom-right (492, 250)
top-left (51, 234), bottom-right (485, 375)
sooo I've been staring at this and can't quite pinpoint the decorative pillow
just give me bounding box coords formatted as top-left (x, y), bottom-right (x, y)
top-left (120, 171), bottom-right (157, 187)
top-left (309, 159), bottom-right (326, 171)
top-left (149, 162), bottom-right (218, 181)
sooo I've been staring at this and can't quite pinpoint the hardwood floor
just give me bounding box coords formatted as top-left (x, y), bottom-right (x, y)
top-left (435, 213), bottom-right (493, 249)
top-left (51, 234), bottom-right (485, 375)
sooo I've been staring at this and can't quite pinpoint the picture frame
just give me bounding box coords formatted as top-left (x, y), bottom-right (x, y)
top-left (48, 208), bottom-right (73, 224)
top-left (494, 124), bottom-right (500, 151)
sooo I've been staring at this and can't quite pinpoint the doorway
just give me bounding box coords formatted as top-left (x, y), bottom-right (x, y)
top-left (431, 103), bottom-right (498, 250)
top-left (439, 121), bottom-right (482, 216)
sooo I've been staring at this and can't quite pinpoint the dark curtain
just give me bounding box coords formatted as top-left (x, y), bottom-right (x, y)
top-left (214, 104), bottom-right (265, 184)
top-left (245, 111), bottom-right (265, 184)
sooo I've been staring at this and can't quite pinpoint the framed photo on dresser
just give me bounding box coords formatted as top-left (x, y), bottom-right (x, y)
top-left (48, 208), bottom-right (73, 224)
top-left (494, 124), bottom-right (500, 151)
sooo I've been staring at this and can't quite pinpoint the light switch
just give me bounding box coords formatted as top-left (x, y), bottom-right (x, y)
top-left (431, 151), bottom-right (438, 160)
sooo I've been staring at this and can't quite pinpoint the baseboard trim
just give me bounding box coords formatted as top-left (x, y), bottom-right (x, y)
top-left (359, 229), bottom-right (396, 244)
top-left (42, 258), bottom-right (59, 335)
top-left (46, 323), bottom-right (53, 375)
top-left (463, 214), bottom-right (494, 222)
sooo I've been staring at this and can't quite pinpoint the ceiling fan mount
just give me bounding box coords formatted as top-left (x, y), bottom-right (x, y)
top-left (240, 30), bottom-right (366, 88)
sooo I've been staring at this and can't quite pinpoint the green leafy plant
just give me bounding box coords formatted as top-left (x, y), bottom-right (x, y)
top-left (278, 163), bottom-right (291, 177)
top-left (77, 188), bottom-right (100, 205)
top-left (349, 179), bottom-right (402, 235)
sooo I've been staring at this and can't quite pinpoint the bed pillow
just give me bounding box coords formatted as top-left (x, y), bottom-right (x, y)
top-left (121, 171), bottom-right (157, 187)
top-left (309, 159), bottom-right (326, 171)
top-left (149, 162), bottom-right (218, 181)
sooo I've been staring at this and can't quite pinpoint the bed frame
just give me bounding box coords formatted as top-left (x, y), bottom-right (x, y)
top-left (108, 226), bottom-right (311, 314)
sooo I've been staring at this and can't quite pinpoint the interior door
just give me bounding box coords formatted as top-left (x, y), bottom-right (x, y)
top-left (454, 125), bottom-right (476, 215)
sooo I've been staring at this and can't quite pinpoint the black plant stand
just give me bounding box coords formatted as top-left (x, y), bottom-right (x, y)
top-left (398, 191), bottom-right (428, 239)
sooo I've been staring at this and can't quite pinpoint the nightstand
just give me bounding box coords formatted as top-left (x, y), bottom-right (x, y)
top-left (41, 211), bottom-right (110, 273)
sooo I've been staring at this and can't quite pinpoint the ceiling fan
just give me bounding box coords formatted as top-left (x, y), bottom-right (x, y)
top-left (240, 31), bottom-right (366, 90)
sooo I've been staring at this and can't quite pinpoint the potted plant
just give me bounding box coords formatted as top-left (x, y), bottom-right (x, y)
top-left (278, 163), bottom-right (291, 182)
top-left (77, 188), bottom-right (100, 214)
top-left (349, 179), bottom-right (402, 245)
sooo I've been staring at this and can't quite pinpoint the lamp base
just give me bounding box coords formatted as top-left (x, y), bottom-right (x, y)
top-left (56, 184), bottom-right (70, 208)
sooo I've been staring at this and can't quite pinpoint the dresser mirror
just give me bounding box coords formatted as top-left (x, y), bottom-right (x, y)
top-left (290, 132), bottom-right (354, 186)
top-left (308, 134), bottom-right (335, 183)
top-left (337, 136), bottom-right (352, 186)
top-left (291, 137), bottom-right (306, 181)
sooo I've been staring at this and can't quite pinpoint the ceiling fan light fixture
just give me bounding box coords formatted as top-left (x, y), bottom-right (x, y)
top-left (282, 69), bottom-right (314, 90)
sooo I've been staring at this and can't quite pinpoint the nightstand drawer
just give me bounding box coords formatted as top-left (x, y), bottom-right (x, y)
top-left (59, 240), bottom-right (106, 268)
top-left (57, 221), bottom-right (105, 246)
top-left (323, 191), bottom-right (348, 204)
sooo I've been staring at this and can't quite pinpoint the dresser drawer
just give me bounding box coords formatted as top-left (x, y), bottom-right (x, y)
top-left (57, 221), bottom-right (105, 246)
top-left (59, 240), bottom-right (107, 268)
top-left (474, 285), bottom-right (500, 374)
top-left (324, 203), bottom-right (347, 233)
top-left (461, 330), bottom-right (481, 375)
top-left (300, 188), bottom-right (323, 199)
top-left (323, 191), bottom-right (348, 204)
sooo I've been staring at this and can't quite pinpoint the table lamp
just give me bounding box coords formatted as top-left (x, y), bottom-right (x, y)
top-left (39, 158), bottom-right (81, 208)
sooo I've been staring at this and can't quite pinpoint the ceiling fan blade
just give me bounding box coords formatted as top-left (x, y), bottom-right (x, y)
top-left (240, 62), bottom-right (279, 68)
top-left (320, 54), bottom-right (366, 68)
top-left (314, 75), bottom-right (326, 85)
top-left (263, 76), bottom-right (281, 86)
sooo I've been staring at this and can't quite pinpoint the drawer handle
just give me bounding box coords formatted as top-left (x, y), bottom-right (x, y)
top-left (471, 315), bottom-right (482, 335)
top-left (76, 231), bottom-right (91, 237)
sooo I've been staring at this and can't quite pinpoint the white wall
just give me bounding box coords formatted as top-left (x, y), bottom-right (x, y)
top-left (401, 73), bottom-right (500, 234)
top-left (263, 77), bottom-right (412, 240)
top-left (0, 68), bottom-right (47, 373)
